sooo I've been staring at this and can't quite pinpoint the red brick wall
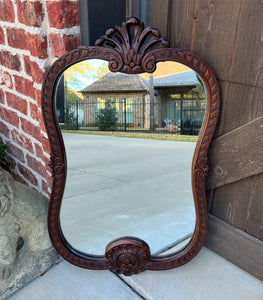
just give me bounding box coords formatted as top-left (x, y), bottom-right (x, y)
top-left (0, 0), bottom-right (80, 196)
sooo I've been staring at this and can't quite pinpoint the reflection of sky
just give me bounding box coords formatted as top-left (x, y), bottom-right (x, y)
top-left (66, 59), bottom-right (202, 93)
top-left (66, 59), bottom-right (109, 91)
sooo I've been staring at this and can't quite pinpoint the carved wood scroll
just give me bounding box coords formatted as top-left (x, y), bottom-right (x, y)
top-left (42, 17), bottom-right (220, 275)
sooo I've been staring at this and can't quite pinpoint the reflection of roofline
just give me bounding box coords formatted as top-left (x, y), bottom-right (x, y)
top-left (155, 85), bottom-right (196, 90)
top-left (82, 89), bottom-right (148, 94)
top-left (81, 70), bottom-right (199, 94)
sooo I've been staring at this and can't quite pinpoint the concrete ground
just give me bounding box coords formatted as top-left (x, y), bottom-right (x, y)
top-left (9, 133), bottom-right (263, 299)
top-left (10, 248), bottom-right (263, 300)
top-left (60, 133), bottom-right (196, 255)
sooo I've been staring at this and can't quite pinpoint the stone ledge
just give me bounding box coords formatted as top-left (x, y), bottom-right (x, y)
top-left (0, 167), bottom-right (60, 299)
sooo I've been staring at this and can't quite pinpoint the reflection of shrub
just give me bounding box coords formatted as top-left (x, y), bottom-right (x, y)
top-left (0, 143), bottom-right (10, 170)
top-left (95, 106), bottom-right (118, 131)
top-left (63, 102), bottom-right (78, 130)
top-left (85, 123), bottom-right (98, 128)
top-left (117, 123), bottom-right (135, 128)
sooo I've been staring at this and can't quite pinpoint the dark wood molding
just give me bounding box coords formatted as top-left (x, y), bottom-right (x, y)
top-left (206, 214), bottom-right (263, 281)
top-left (42, 17), bottom-right (220, 275)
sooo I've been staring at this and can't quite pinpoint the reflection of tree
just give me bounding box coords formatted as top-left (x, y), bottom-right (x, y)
top-left (64, 61), bottom-right (109, 91)
top-left (67, 89), bottom-right (82, 102)
top-left (94, 63), bottom-right (109, 79)
top-left (64, 61), bottom-right (95, 90)
top-left (192, 83), bottom-right (204, 98)
top-left (95, 100), bottom-right (118, 131)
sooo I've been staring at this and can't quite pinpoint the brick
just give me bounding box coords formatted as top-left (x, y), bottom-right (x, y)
top-left (48, 33), bottom-right (63, 57)
top-left (0, 106), bottom-right (19, 127)
top-left (0, 51), bottom-right (21, 71)
top-left (17, 0), bottom-right (44, 27)
top-left (63, 34), bottom-right (80, 52)
top-left (0, 27), bottom-right (5, 44)
top-left (6, 141), bottom-right (25, 163)
top-left (49, 33), bottom-right (80, 57)
top-left (18, 163), bottom-right (38, 186)
top-left (26, 153), bottom-right (46, 177)
top-left (20, 117), bottom-right (41, 141)
top-left (24, 56), bottom-right (45, 84)
top-left (38, 112), bottom-right (47, 133)
top-left (27, 33), bottom-right (48, 58)
top-left (7, 28), bottom-right (28, 50)
top-left (0, 70), bottom-right (13, 89)
top-left (42, 177), bottom-right (53, 195)
top-left (41, 136), bottom-right (51, 153)
top-left (0, 120), bottom-right (10, 137)
top-left (29, 102), bottom-right (38, 120)
top-left (0, 0), bottom-right (15, 22)
top-left (11, 129), bottom-right (33, 154)
top-left (35, 88), bottom-right (42, 107)
top-left (47, 1), bottom-right (79, 29)
top-left (14, 76), bottom-right (35, 99)
top-left (6, 92), bottom-right (28, 115)
top-left (0, 88), bottom-right (4, 104)
top-left (35, 143), bottom-right (45, 160)
top-left (35, 142), bottom-right (51, 170)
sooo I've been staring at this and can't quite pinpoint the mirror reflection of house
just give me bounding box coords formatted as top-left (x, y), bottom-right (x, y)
top-left (80, 67), bottom-right (205, 134)
top-left (153, 71), bottom-right (205, 134)
top-left (81, 72), bottom-right (149, 130)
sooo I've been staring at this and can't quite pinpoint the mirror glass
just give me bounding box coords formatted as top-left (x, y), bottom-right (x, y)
top-left (55, 59), bottom-right (206, 256)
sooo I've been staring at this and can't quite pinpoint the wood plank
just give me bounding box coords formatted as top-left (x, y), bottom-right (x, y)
top-left (150, 0), bottom-right (170, 37)
top-left (206, 189), bottom-right (214, 213)
top-left (169, 0), bottom-right (196, 49)
top-left (209, 176), bottom-right (256, 232)
top-left (230, 0), bottom-right (263, 87)
top-left (206, 115), bottom-right (263, 189)
top-left (205, 214), bottom-right (263, 281)
top-left (193, 0), bottom-right (241, 81)
top-left (245, 172), bottom-right (263, 240)
top-left (218, 83), bottom-right (263, 136)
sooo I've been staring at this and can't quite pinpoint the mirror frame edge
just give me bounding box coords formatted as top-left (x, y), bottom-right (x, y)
top-left (41, 17), bottom-right (220, 275)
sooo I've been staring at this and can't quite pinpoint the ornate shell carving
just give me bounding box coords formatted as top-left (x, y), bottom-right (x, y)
top-left (95, 17), bottom-right (169, 73)
top-left (105, 237), bottom-right (150, 276)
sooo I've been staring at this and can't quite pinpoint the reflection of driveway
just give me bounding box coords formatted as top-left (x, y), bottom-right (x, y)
top-left (60, 133), bottom-right (196, 255)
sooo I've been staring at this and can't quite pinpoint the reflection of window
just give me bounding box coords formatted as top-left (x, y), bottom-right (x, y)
top-left (168, 100), bottom-right (180, 121)
top-left (168, 94), bottom-right (206, 125)
top-left (95, 97), bottom-right (134, 124)
top-left (96, 97), bottom-right (114, 109)
top-left (122, 98), bottom-right (134, 123)
top-left (95, 97), bottom-right (118, 118)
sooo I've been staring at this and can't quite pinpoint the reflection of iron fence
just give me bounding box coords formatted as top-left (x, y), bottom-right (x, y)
top-left (58, 97), bottom-right (206, 135)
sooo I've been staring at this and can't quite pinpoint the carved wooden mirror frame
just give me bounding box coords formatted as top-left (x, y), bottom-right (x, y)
top-left (42, 17), bottom-right (220, 276)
